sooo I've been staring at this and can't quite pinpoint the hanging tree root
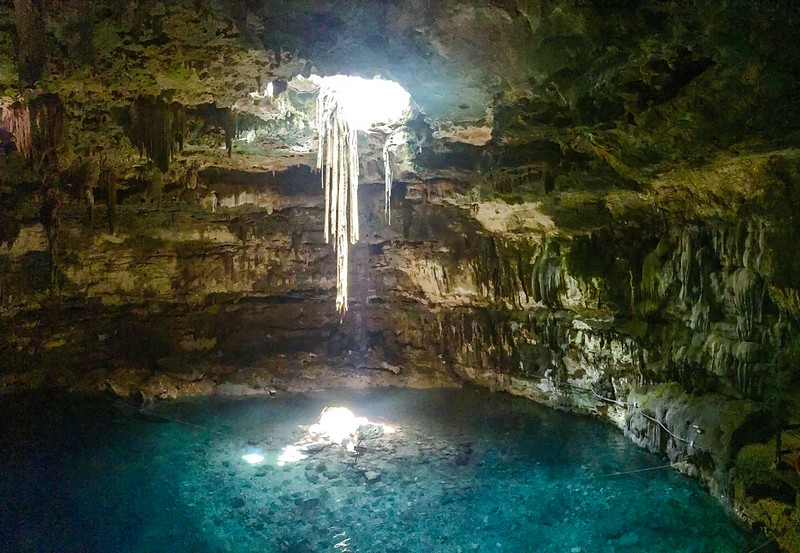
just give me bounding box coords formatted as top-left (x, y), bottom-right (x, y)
top-left (316, 85), bottom-right (360, 315)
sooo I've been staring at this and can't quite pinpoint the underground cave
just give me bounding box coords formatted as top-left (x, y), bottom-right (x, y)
top-left (0, 1), bottom-right (799, 552)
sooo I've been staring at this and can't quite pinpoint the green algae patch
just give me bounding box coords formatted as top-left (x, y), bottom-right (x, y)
top-left (738, 497), bottom-right (800, 553)
top-left (735, 444), bottom-right (782, 498)
top-left (650, 149), bottom-right (800, 222)
top-left (734, 442), bottom-right (800, 553)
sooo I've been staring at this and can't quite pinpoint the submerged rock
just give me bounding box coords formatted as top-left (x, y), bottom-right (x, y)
top-left (364, 470), bottom-right (382, 484)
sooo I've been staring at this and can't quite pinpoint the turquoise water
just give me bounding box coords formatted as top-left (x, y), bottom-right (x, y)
top-left (0, 388), bottom-right (768, 552)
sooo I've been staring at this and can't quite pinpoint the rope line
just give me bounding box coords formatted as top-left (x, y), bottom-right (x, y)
top-left (565, 382), bottom-right (736, 463)
top-left (638, 410), bottom-right (736, 464)
top-left (563, 382), bottom-right (741, 464)
top-left (584, 462), bottom-right (675, 480)
top-left (559, 382), bottom-right (628, 407)
top-left (588, 385), bottom-right (627, 406)
top-left (116, 401), bottom-right (238, 439)
top-left (745, 537), bottom-right (776, 553)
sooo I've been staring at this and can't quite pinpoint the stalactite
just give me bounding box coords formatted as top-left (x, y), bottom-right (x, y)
top-left (732, 267), bottom-right (763, 341)
top-left (531, 244), bottom-right (562, 306)
top-left (128, 97), bottom-right (186, 173)
top-left (223, 114), bottom-right (235, 158)
top-left (14, 0), bottom-right (46, 84)
top-left (742, 220), bottom-right (766, 272)
top-left (0, 99), bottom-right (32, 159)
top-left (100, 158), bottom-right (117, 234)
top-left (705, 334), bottom-right (733, 377)
top-left (39, 187), bottom-right (61, 291)
top-left (31, 93), bottom-right (64, 157)
top-left (678, 227), bottom-right (693, 304)
top-left (316, 85), bottom-right (360, 314)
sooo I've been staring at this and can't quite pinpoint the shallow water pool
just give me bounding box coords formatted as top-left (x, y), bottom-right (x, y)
top-left (0, 388), bottom-right (767, 552)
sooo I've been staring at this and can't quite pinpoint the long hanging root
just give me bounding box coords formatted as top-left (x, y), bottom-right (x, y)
top-left (316, 87), bottom-right (360, 315)
top-left (382, 128), bottom-right (405, 224)
top-left (383, 137), bottom-right (392, 223)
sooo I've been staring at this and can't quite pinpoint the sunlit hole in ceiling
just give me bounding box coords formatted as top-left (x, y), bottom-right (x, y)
top-left (310, 75), bottom-right (411, 131)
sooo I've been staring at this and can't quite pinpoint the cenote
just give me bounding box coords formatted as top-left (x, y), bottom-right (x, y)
top-left (2, 1), bottom-right (800, 551)
top-left (0, 388), bottom-right (767, 552)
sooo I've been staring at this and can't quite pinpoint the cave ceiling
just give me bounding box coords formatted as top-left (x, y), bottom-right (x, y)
top-left (0, 0), bottom-right (799, 214)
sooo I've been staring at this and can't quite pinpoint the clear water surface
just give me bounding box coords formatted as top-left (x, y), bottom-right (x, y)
top-left (0, 388), bottom-right (768, 552)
